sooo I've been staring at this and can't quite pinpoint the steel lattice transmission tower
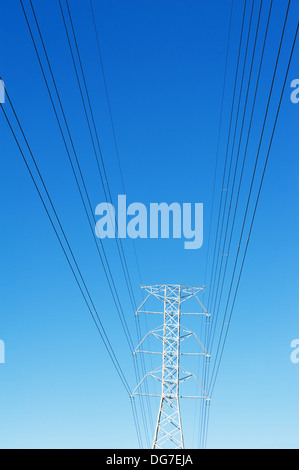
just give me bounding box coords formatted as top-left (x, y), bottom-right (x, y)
top-left (132, 284), bottom-right (210, 449)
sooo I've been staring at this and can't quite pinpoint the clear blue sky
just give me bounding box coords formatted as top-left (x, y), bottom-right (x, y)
top-left (0, 0), bottom-right (298, 449)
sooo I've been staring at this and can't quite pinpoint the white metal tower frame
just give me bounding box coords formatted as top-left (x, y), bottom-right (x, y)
top-left (132, 284), bottom-right (210, 449)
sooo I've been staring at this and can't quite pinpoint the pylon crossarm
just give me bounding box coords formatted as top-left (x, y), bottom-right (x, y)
top-left (179, 366), bottom-right (209, 397)
top-left (133, 326), bottom-right (164, 354)
top-left (180, 352), bottom-right (207, 356)
top-left (179, 293), bottom-right (198, 303)
top-left (152, 329), bottom-right (164, 341)
top-left (134, 393), bottom-right (161, 397)
top-left (181, 312), bottom-right (210, 316)
top-left (135, 294), bottom-right (150, 316)
top-left (179, 332), bottom-right (193, 340)
top-left (179, 373), bottom-right (193, 383)
top-left (132, 367), bottom-right (163, 396)
top-left (179, 395), bottom-right (207, 399)
top-left (179, 287), bottom-right (205, 303)
top-left (195, 295), bottom-right (208, 313)
top-left (141, 286), bottom-right (165, 302)
top-left (137, 310), bottom-right (164, 315)
top-left (179, 326), bottom-right (208, 353)
top-left (136, 350), bottom-right (162, 355)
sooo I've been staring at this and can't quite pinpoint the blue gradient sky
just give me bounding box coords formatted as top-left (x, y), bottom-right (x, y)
top-left (0, 0), bottom-right (299, 448)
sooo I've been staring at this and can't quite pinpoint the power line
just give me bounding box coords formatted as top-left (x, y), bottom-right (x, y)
top-left (200, 0), bottom-right (249, 449)
top-left (206, 0), bottom-right (248, 328)
top-left (204, 6), bottom-right (298, 450)
top-left (59, 0), bottom-right (152, 445)
top-left (208, 1), bottom-right (296, 398)
top-left (18, 0), bottom-right (148, 447)
top-left (89, 0), bottom-right (126, 195)
top-left (20, 0), bottom-right (135, 356)
top-left (197, 0), bottom-right (234, 449)
top-left (87, 0), bottom-right (155, 438)
top-left (88, 0), bottom-right (145, 305)
top-left (62, 0), bottom-right (138, 312)
top-left (200, 0), bottom-right (268, 447)
top-left (208, 0), bottom-right (260, 356)
top-left (207, 0), bottom-right (273, 371)
top-left (0, 90), bottom-right (133, 398)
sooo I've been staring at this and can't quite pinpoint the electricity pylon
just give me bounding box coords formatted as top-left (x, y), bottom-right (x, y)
top-left (132, 284), bottom-right (210, 449)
